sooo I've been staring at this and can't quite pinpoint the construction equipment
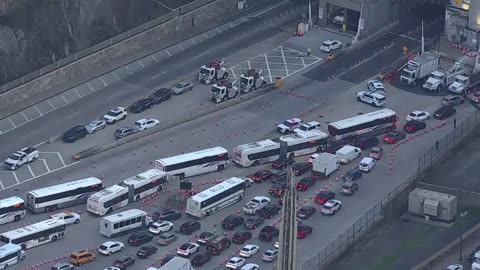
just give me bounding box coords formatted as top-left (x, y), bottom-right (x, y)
top-left (239, 68), bottom-right (267, 93)
top-left (209, 78), bottom-right (240, 103)
top-left (400, 52), bottom-right (439, 87)
top-left (423, 61), bottom-right (466, 92)
top-left (198, 59), bottom-right (229, 84)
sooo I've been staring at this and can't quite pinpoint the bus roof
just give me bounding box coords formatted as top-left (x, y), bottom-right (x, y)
top-left (278, 130), bottom-right (328, 142)
top-left (89, 185), bottom-right (126, 200)
top-left (102, 209), bottom-right (147, 223)
top-left (156, 147), bottom-right (228, 166)
top-left (0, 243), bottom-right (21, 255)
top-left (1, 219), bottom-right (66, 239)
top-left (190, 177), bottom-right (245, 203)
top-left (234, 140), bottom-right (278, 151)
top-left (122, 169), bottom-right (165, 186)
top-left (0, 196), bottom-right (24, 208)
top-left (328, 109), bottom-right (396, 130)
top-left (27, 177), bottom-right (102, 198)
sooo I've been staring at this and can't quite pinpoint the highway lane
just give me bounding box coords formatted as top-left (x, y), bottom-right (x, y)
top-left (0, 1), bottom-right (300, 161)
top-left (6, 76), bottom-right (477, 270)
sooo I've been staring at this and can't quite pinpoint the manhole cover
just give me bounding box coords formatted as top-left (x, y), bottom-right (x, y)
top-left (358, 112), bottom-right (364, 115)
top-left (14, 188), bottom-right (19, 191)
top-left (325, 121), bottom-right (331, 124)
top-left (318, 115), bottom-right (324, 118)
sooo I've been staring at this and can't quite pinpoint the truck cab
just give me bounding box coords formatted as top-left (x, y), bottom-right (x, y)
top-left (423, 70), bottom-right (445, 91)
top-left (198, 59), bottom-right (228, 84)
top-left (210, 79), bottom-right (239, 103)
top-left (449, 74), bottom-right (469, 94)
top-left (239, 69), bottom-right (267, 93)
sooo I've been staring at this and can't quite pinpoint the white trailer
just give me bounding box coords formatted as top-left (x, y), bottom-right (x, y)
top-left (159, 256), bottom-right (192, 270)
top-left (311, 153), bottom-right (339, 179)
top-left (423, 62), bottom-right (466, 91)
top-left (400, 52), bottom-right (439, 87)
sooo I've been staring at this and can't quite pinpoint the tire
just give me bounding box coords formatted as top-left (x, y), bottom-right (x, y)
top-left (223, 73), bottom-right (229, 79)
top-left (14, 215), bottom-right (20, 222)
top-left (74, 219), bottom-right (80, 224)
top-left (288, 153), bottom-right (295, 159)
top-left (252, 161), bottom-right (260, 167)
top-left (120, 247), bottom-right (124, 251)
top-left (4, 264), bottom-right (8, 269)
top-left (52, 236), bottom-right (57, 242)
top-left (109, 251), bottom-right (112, 256)
top-left (212, 77), bottom-right (217, 83)
top-left (346, 159), bottom-right (350, 164)
top-left (234, 92), bottom-right (239, 98)
top-left (261, 81), bottom-right (267, 88)
top-left (177, 173), bottom-right (185, 180)
top-left (134, 195), bottom-right (140, 202)
top-left (217, 164), bottom-right (224, 171)
top-left (357, 97), bottom-right (361, 101)
top-left (52, 205), bottom-right (58, 211)
top-left (44, 207), bottom-right (51, 213)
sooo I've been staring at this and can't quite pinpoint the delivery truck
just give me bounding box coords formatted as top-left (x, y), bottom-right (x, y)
top-left (400, 52), bottom-right (439, 87)
top-left (311, 153), bottom-right (339, 179)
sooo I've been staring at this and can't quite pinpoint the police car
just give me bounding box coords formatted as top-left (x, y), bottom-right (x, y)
top-left (355, 91), bottom-right (386, 107)
top-left (276, 118), bottom-right (304, 134)
top-left (366, 80), bottom-right (385, 94)
top-left (50, 211), bottom-right (81, 225)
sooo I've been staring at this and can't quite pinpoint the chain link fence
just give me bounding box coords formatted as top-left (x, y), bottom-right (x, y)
top-left (299, 109), bottom-right (480, 270)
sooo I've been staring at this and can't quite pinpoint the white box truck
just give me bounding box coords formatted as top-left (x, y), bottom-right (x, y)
top-left (400, 52), bottom-right (439, 87)
top-left (311, 153), bottom-right (339, 179)
top-left (159, 256), bottom-right (192, 270)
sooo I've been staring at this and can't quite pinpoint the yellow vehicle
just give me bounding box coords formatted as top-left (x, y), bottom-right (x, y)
top-left (70, 250), bottom-right (96, 265)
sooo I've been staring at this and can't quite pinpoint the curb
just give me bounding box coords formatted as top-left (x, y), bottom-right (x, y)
top-left (72, 84), bottom-right (277, 160)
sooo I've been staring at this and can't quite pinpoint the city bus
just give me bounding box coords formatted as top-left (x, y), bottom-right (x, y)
top-left (0, 244), bottom-right (26, 268)
top-left (186, 177), bottom-right (246, 219)
top-left (99, 209), bottom-right (152, 238)
top-left (327, 109), bottom-right (397, 140)
top-left (232, 130), bottom-right (328, 167)
top-left (155, 147), bottom-right (229, 179)
top-left (0, 196), bottom-right (26, 225)
top-left (87, 169), bottom-right (166, 216)
top-left (26, 177), bottom-right (103, 213)
top-left (0, 219), bottom-right (66, 249)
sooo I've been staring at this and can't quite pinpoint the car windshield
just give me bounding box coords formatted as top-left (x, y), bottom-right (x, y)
top-left (282, 120), bottom-right (292, 126)
top-left (360, 163), bottom-right (368, 167)
top-left (107, 111), bottom-right (121, 117)
top-left (323, 205), bottom-right (332, 209)
top-left (200, 67), bottom-right (210, 74)
top-left (159, 234), bottom-right (169, 240)
top-left (8, 154), bottom-right (20, 160)
top-left (371, 149), bottom-right (379, 154)
top-left (240, 77), bottom-right (249, 84)
top-left (87, 122), bottom-right (97, 127)
top-left (321, 42), bottom-right (330, 47)
top-left (99, 245), bottom-right (108, 250)
top-left (409, 112), bottom-right (416, 117)
top-left (174, 83), bottom-right (185, 88)
top-left (151, 224), bottom-right (160, 229)
top-left (134, 122), bottom-right (142, 128)
top-left (211, 86), bottom-right (221, 93)
top-left (342, 185), bottom-right (351, 189)
top-left (298, 125), bottom-right (308, 131)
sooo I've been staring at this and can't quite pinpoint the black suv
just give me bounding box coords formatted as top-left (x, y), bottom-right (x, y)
top-left (149, 88), bottom-right (172, 104)
top-left (221, 214), bottom-right (244, 230)
top-left (272, 158), bottom-right (295, 170)
top-left (128, 232), bottom-right (153, 246)
top-left (354, 136), bottom-right (379, 150)
top-left (130, 98), bottom-right (154, 113)
top-left (197, 231), bottom-right (217, 246)
top-left (206, 235), bottom-right (232, 255)
top-left (259, 204), bottom-right (282, 219)
top-left (136, 245), bottom-right (158, 258)
top-left (259, 225), bottom-right (279, 242)
top-left (231, 230), bottom-right (252, 244)
top-left (179, 221), bottom-right (201, 235)
top-left (113, 256), bottom-right (136, 269)
top-left (152, 209), bottom-right (182, 222)
top-left (292, 162), bottom-right (312, 176)
top-left (63, 125), bottom-right (88, 143)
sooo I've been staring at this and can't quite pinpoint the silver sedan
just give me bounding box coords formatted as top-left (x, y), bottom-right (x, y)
top-left (85, 120), bottom-right (106, 133)
top-left (170, 82), bottom-right (194, 95)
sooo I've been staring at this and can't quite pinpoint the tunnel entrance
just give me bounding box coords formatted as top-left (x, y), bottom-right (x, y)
top-left (326, 3), bottom-right (360, 34)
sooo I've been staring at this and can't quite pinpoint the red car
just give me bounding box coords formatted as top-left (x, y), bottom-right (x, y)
top-left (383, 131), bottom-right (406, 144)
top-left (297, 225), bottom-right (313, 239)
top-left (314, 191), bottom-right (335, 205)
top-left (295, 178), bottom-right (315, 191)
top-left (250, 170), bottom-right (273, 183)
top-left (467, 91), bottom-right (480, 103)
top-left (403, 120), bottom-right (426, 133)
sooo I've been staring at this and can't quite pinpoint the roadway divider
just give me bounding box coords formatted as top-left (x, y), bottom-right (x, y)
top-left (72, 83), bottom-right (277, 160)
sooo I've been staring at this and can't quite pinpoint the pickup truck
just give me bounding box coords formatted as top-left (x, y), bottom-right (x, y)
top-left (4, 147), bottom-right (39, 170)
top-left (243, 196), bottom-right (270, 215)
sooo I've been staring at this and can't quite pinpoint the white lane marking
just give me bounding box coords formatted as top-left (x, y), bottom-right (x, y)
top-left (192, 39), bottom-right (196, 45)
top-left (138, 61), bottom-right (145, 68)
top-left (34, 106), bottom-right (43, 116)
top-left (107, 90), bottom-right (126, 100)
top-left (0, 171), bottom-right (17, 185)
top-left (151, 72), bottom-right (168, 80)
top-left (247, 60), bottom-right (251, 70)
top-left (178, 44), bottom-right (184, 51)
top-left (64, 111), bottom-right (80, 120)
top-left (87, 82), bottom-right (95, 91)
top-left (33, 141), bottom-right (47, 148)
top-left (165, 50), bottom-right (172, 56)
top-left (7, 118), bottom-right (16, 128)
top-left (20, 111), bottom-right (29, 121)
top-left (47, 99), bottom-right (55, 109)
top-left (38, 152), bottom-right (66, 168)
top-left (0, 180), bottom-right (4, 190)
top-left (99, 77), bottom-right (108, 86)
top-left (39, 159), bottom-right (51, 172)
top-left (112, 71), bottom-right (120, 80)
top-left (61, 95), bottom-right (69, 104)
top-left (151, 55), bottom-right (158, 62)
top-left (193, 51), bottom-right (209, 60)
top-left (21, 130), bottom-right (40, 139)
top-left (264, 53), bottom-right (273, 83)
top-left (74, 88), bottom-right (81, 97)
top-left (230, 68), bottom-right (236, 79)
top-left (301, 56), bottom-right (306, 68)
top-left (204, 33), bottom-right (209, 39)
top-left (26, 165), bottom-right (35, 178)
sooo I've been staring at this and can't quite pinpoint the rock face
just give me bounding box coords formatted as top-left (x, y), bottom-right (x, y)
top-left (0, 0), bottom-right (168, 85)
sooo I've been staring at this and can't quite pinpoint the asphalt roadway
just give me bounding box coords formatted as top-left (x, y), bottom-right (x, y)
top-left (6, 73), bottom-right (478, 270)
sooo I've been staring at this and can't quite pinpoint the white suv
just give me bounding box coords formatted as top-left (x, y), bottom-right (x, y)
top-left (358, 157), bottom-right (376, 172)
top-left (103, 107), bottom-right (127, 124)
top-left (277, 118), bottom-right (304, 134)
top-left (356, 91), bottom-right (385, 107)
top-left (98, 241), bottom-right (124, 256)
top-left (320, 40), bottom-right (342, 52)
top-left (294, 121), bottom-right (321, 134)
top-left (133, 118), bottom-right (159, 131)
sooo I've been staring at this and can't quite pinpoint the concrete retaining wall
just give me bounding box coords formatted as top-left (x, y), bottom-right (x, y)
top-left (0, 0), bottom-right (245, 115)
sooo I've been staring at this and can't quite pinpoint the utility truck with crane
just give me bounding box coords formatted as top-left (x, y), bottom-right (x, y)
top-left (400, 52), bottom-right (439, 87)
top-left (239, 68), bottom-right (267, 93)
top-left (198, 59), bottom-right (229, 84)
top-left (209, 78), bottom-right (240, 103)
top-left (423, 61), bottom-right (466, 92)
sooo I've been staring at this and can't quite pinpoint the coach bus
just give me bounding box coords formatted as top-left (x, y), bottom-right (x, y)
top-left (327, 109), bottom-right (397, 140)
top-left (0, 196), bottom-right (26, 225)
top-left (0, 244), bottom-right (26, 268)
top-left (0, 219), bottom-right (66, 249)
top-left (186, 177), bottom-right (246, 219)
top-left (26, 177), bottom-right (103, 213)
top-left (232, 130), bottom-right (328, 167)
top-left (87, 169), bottom-right (166, 216)
top-left (155, 147), bottom-right (229, 179)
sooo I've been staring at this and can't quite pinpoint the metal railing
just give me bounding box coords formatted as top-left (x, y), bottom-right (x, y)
top-left (0, 0), bottom-right (216, 94)
top-left (301, 108), bottom-right (480, 270)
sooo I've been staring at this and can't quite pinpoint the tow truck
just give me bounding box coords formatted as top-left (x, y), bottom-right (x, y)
top-left (239, 68), bottom-right (267, 93)
top-left (209, 78), bottom-right (240, 103)
top-left (423, 61), bottom-right (466, 92)
top-left (4, 147), bottom-right (39, 170)
top-left (198, 59), bottom-right (229, 84)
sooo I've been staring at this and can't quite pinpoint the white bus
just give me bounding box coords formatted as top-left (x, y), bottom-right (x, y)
top-left (155, 146), bottom-right (229, 179)
top-left (99, 209), bottom-right (152, 238)
top-left (87, 169), bottom-right (166, 216)
top-left (0, 244), bottom-right (26, 269)
top-left (186, 177), bottom-right (246, 219)
top-left (0, 219), bottom-right (66, 249)
top-left (26, 177), bottom-right (103, 213)
top-left (232, 130), bottom-right (329, 167)
top-left (327, 109), bottom-right (397, 140)
top-left (0, 196), bottom-right (26, 225)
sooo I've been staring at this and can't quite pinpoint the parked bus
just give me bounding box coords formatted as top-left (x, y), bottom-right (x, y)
top-left (155, 147), bottom-right (229, 179)
top-left (0, 219), bottom-right (66, 249)
top-left (99, 209), bottom-right (152, 238)
top-left (0, 196), bottom-right (26, 225)
top-left (327, 109), bottom-right (397, 140)
top-left (232, 130), bottom-right (328, 167)
top-left (0, 244), bottom-right (26, 268)
top-left (186, 177), bottom-right (246, 219)
top-left (26, 177), bottom-right (103, 213)
top-left (87, 169), bottom-right (166, 216)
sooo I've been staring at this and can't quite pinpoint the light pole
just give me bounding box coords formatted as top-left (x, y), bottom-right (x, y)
top-left (459, 210), bottom-right (468, 261)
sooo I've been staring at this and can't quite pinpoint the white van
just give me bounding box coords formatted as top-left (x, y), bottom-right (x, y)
top-left (358, 157), bottom-right (376, 172)
top-left (335, 145), bottom-right (361, 164)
